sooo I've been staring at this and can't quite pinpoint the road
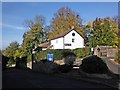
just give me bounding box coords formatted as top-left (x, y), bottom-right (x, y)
top-left (102, 57), bottom-right (120, 74)
top-left (2, 68), bottom-right (115, 89)
top-left (0, 62), bottom-right (1, 90)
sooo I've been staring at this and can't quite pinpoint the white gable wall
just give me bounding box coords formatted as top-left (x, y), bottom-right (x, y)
top-left (51, 37), bottom-right (64, 49)
top-left (64, 30), bottom-right (84, 49)
top-left (50, 30), bottom-right (84, 50)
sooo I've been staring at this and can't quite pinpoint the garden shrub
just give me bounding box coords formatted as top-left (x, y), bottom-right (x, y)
top-left (34, 49), bottom-right (76, 65)
top-left (114, 51), bottom-right (120, 64)
top-left (62, 51), bottom-right (75, 57)
top-left (16, 56), bottom-right (27, 69)
top-left (74, 48), bottom-right (91, 59)
top-left (58, 64), bottom-right (73, 73)
top-left (7, 57), bottom-right (15, 67)
top-left (80, 55), bottom-right (108, 74)
top-left (34, 49), bottom-right (72, 61)
top-left (2, 55), bottom-right (9, 70)
top-left (63, 51), bottom-right (76, 65)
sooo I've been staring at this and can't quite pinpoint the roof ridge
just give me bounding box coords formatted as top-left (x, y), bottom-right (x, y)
top-left (50, 29), bottom-right (74, 40)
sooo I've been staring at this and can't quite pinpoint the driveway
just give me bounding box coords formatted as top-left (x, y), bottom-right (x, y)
top-left (2, 68), bottom-right (114, 88)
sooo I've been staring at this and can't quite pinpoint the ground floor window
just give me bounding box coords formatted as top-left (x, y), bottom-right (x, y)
top-left (64, 44), bottom-right (71, 46)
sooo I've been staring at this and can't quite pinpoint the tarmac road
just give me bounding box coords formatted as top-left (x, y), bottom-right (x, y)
top-left (2, 68), bottom-right (116, 89)
top-left (102, 57), bottom-right (120, 74)
top-left (0, 62), bottom-right (2, 90)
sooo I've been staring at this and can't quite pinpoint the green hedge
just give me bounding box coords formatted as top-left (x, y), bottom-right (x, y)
top-left (74, 47), bottom-right (91, 59)
top-left (62, 51), bottom-right (76, 57)
top-left (34, 49), bottom-right (72, 61)
top-left (33, 48), bottom-right (91, 61)
top-left (2, 55), bottom-right (9, 70)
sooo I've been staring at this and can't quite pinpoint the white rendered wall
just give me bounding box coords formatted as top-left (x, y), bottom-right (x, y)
top-left (50, 37), bottom-right (64, 49)
top-left (64, 30), bottom-right (84, 49)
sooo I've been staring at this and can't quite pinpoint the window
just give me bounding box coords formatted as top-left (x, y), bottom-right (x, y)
top-left (56, 40), bottom-right (58, 43)
top-left (72, 39), bottom-right (75, 43)
top-left (72, 33), bottom-right (75, 36)
top-left (64, 44), bottom-right (71, 46)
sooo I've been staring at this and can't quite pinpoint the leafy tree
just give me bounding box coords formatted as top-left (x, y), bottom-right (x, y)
top-left (118, 18), bottom-right (120, 48)
top-left (91, 17), bottom-right (117, 47)
top-left (22, 16), bottom-right (46, 50)
top-left (2, 41), bottom-right (19, 58)
top-left (22, 15), bottom-right (48, 61)
top-left (112, 16), bottom-right (120, 47)
top-left (2, 41), bottom-right (19, 65)
top-left (49, 7), bottom-right (84, 39)
top-left (83, 21), bottom-right (93, 47)
top-left (44, 25), bottom-right (54, 33)
top-left (14, 47), bottom-right (27, 60)
top-left (114, 17), bottom-right (120, 63)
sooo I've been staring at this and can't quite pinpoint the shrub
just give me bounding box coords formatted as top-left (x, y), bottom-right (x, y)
top-left (16, 56), bottom-right (27, 69)
top-left (74, 48), bottom-right (91, 59)
top-left (7, 57), bottom-right (15, 66)
top-left (80, 55), bottom-right (108, 74)
top-left (63, 51), bottom-right (76, 65)
top-left (2, 55), bottom-right (9, 70)
top-left (62, 51), bottom-right (75, 57)
top-left (58, 64), bottom-right (73, 73)
top-left (114, 51), bottom-right (120, 64)
top-left (34, 49), bottom-right (72, 61)
top-left (33, 59), bottom-right (73, 73)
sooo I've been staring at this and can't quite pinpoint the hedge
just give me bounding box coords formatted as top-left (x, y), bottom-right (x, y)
top-left (16, 56), bottom-right (27, 69)
top-left (2, 55), bottom-right (9, 70)
top-left (33, 48), bottom-right (91, 61)
top-left (74, 47), bottom-right (91, 59)
top-left (34, 49), bottom-right (72, 61)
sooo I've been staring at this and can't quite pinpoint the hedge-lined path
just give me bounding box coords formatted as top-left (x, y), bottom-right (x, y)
top-left (2, 68), bottom-right (114, 89)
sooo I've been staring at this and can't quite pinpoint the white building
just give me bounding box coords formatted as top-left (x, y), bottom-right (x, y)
top-left (39, 29), bottom-right (85, 50)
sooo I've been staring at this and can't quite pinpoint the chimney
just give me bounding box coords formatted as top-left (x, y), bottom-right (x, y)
top-left (71, 26), bottom-right (74, 30)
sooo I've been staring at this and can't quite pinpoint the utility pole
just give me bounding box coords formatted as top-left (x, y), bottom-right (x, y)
top-left (90, 28), bottom-right (94, 56)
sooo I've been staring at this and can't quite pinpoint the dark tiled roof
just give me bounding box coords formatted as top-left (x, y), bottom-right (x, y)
top-left (39, 42), bottom-right (50, 48)
top-left (50, 29), bottom-right (84, 40)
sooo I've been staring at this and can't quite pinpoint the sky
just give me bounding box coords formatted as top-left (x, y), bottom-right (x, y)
top-left (1, 2), bottom-right (118, 50)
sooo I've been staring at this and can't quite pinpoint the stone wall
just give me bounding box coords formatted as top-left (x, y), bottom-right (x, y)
top-left (54, 60), bottom-right (65, 65)
top-left (94, 46), bottom-right (118, 60)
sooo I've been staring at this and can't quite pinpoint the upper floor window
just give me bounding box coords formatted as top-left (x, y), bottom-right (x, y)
top-left (72, 33), bottom-right (75, 36)
top-left (72, 39), bottom-right (75, 43)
